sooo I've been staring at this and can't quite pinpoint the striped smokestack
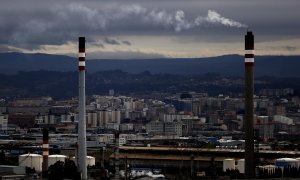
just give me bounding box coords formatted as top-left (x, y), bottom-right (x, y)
top-left (244, 31), bottom-right (255, 178)
top-left (42, 128), bottom-right (49, 174)
top-left (114, 131), bottom-right (120, 180)
top-left (78, 37), bottom-right (87, 180)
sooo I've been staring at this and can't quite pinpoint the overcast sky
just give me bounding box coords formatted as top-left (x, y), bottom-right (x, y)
top-left (0, 0), bottom-right (299, 59)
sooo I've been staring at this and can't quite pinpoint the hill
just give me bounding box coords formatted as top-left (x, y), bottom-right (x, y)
top-left (0, 52), bottom-right (299, 77)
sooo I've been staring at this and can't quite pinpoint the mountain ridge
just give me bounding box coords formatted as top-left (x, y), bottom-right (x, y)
top-left (0, 52), bottom-right (299, 77)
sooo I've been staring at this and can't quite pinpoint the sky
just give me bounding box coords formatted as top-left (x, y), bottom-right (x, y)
top-left (0, 0), bottom-right (299, 59)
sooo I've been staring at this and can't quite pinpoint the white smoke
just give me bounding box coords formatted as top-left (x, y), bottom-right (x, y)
top-left (58, 4), bottom-right (248, 32)
top-left (1, 3), bottom-right (248, 48)
top-left (206, 10), bottom-right (247, 28)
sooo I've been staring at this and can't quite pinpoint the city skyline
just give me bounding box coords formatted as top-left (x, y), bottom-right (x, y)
top-left (0, 0), bottom-right (299, 59)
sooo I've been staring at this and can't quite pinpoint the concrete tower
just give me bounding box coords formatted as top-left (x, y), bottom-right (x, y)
top-left (78, 37), bottom-right (87, 180)
top-left (244, 31), bottom-right (255, 178)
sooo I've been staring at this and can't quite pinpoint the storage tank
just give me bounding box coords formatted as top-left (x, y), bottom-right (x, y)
top-left (71, 156), bottom-right (95, 166)
top-left (48, 155), bottom-right (67, 167)
top-left (275, 158), bottom-right (299, 168)
top-left (86, 156), bottom-right (95, 166)
top-left (236, 159), bottom-right (245, 174)
top-left (262, 165), bottom-right (276, 172)
top-left (295, 157), bottom-right (300, 168)
top-left (19, 154), bottom-right (42, 172)
top-left (223, 159), bottom-right (235, 172)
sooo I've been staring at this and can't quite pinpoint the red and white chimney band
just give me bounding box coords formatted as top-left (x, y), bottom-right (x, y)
top-left (43, 140), bottom-right (49, 155)
top-left (79, 52), bottom-right (86, 58)
top-left (79, 37), bottom-right (86, 71)
top-left (245, 51), bottom-right (254, 63)
top-left (42, 128), bottom-right (49, 158)
top-left (245, 31), bottom-right (254, 65)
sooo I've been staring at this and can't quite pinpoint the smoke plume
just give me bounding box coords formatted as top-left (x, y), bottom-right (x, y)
top-left (0, 3), bottom-right (248, 49)
top-left (62, 4), bottom-right (247, 32)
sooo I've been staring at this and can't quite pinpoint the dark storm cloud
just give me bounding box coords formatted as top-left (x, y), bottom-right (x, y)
top-left (0, 45), bottom-right (22, 52)
top-left (284, 46), bottom-right (298, 52)
top-left (269, 45), bottom-right (299, 52)
top-left (122, 41), bottom-right (132, 46)
top-left (103, 38), bottom-right (132, 46)
top-left (88, 50), bottom-right (167, 59)
top-left (0, 1), bottom-right (248, 49)
top-left (280, 46), bottom-right (299, 52)
top-left (0, 0), bottom-right (299, 50)
top-left (104, 37), bottom-right (121, 45)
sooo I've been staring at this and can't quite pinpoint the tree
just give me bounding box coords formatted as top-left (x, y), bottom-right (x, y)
top-left (48, 161), bottom-right (64, 180)
top-left (65, 160), bottom-right (80, 179)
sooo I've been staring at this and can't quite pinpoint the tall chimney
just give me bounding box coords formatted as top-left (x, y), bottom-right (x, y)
top-left (244, 31), bottom-right (255, 178)
top-left (114, 131), bottom-right (120, 180)
top-left (42, 128), bottom-right (49, 175)
top-left (78, 37), bottom-right (87, 180)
